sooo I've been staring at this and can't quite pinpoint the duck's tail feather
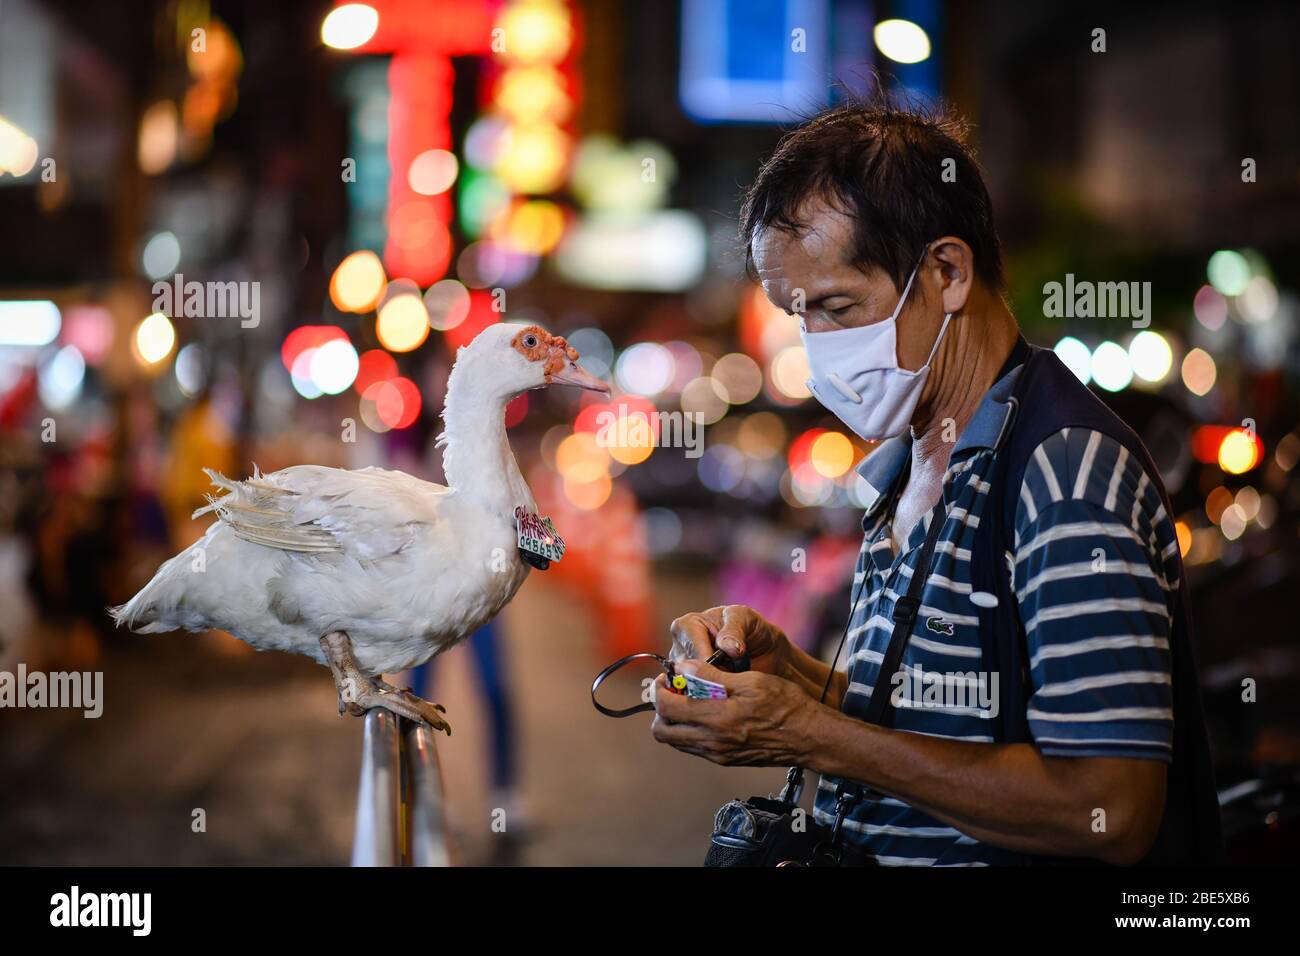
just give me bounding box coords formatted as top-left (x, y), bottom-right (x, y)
top-left (108, 547), bottom-right (193, 633)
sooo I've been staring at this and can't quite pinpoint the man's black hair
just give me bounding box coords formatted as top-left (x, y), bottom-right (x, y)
top-left (740, 93), bottom-right (1004, 291)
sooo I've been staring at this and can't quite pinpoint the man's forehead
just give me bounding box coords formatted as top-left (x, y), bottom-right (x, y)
top-left (753, 205), bottom-right (862, 307)
top-left (754, 201), bottom-right (854, 272)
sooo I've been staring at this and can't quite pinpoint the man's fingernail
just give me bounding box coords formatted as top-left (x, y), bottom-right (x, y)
top-left (719, 637), bottom-right (742, 655)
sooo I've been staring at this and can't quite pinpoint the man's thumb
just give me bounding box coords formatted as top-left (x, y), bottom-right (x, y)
top-left (715, 627), bottom-right (745, 657)
top-left (717, 606), bottom-right (751, 657)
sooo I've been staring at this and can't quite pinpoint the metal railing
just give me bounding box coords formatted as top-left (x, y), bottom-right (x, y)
top-left (351, 709), bottom-right (453, 866)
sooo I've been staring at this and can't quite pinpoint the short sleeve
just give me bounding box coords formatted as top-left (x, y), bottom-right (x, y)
top-left (1012, 428), bottom-right (1178, 761)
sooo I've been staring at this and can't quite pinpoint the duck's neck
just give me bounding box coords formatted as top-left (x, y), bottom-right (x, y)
top-left (439, 355), bottom-right (532, 514)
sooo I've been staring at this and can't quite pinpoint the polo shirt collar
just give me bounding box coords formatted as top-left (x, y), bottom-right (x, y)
top-left (951, 363), bottom-right (1021, 457)
top-left (852, 362), bottom-right (1024, 519)
top-left (854, 433), bottom-right (910, 520)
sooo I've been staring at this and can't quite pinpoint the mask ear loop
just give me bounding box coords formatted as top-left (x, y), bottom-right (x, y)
top-left (887, 255), bottom-right (925, 324)
top-left (922, 311), bottom-right (954, 367)
top-left (902, 246), bottom-right (953, 371)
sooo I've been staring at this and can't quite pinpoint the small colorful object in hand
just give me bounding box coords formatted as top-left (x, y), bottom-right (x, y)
top-left (681, 672), bottom-right (728, 700)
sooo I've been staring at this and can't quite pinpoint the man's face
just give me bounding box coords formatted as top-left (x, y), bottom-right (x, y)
top-left (752, 199), bottom-right (945, 373)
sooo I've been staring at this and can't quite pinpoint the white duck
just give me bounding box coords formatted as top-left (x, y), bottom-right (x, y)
top-left (110, 323), bottom-right (608, 734)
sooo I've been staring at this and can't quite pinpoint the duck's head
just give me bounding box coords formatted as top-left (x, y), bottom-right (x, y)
top-left (463, 322), bottom-right (611, 398)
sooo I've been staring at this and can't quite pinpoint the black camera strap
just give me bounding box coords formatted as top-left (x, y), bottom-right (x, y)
top-left (780, 469), bottom-right (948, 856)
top-left (863, 498), bottom-right (946, 726)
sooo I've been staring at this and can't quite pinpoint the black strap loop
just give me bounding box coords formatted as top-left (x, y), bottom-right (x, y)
top-left (891, 595), bottom-right (921, 626)
top-left (590, 652), bottom-right (669, 718)
top-left (591, 647), bottom-right (753, 718)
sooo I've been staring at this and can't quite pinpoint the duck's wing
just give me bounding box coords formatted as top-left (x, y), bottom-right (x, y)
top-left (194, 465), bottom-right (446, 560)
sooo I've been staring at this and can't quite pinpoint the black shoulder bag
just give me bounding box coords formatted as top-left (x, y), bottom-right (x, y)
top-left (704, 485), bottom-right (947, 867)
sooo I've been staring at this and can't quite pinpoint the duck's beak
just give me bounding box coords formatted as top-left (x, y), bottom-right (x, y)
top-left (546, 337), bottom-right (611, 392)
top-left (550, 358), bottom-right (611, 393)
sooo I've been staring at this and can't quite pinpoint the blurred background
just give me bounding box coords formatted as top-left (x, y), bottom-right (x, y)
top-left (1, 0), bottom-right (1298, 865)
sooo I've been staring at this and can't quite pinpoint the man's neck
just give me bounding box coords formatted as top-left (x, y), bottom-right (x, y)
top-left (910, 291), bottom-right (1019, 473)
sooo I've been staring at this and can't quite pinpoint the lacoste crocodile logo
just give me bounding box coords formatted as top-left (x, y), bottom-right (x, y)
top-left (925, 616), bottom-right (954, 636)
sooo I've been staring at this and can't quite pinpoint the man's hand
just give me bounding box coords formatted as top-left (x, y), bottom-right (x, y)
top-left (668, 605), bottom-right (790, 674)
top-left (650, 660), bottom-right (821, 767)
top-left (668, 605), bottom-right (845, 705)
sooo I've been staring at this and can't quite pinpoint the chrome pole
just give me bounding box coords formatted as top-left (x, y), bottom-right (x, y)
top-left (351, 708), bottom-right (401, 866)
top-left (404, 719), bottom-right (453, 867)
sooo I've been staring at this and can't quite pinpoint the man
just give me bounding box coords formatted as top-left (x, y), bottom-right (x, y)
top-left (651, 100), bottom-right (1220, 865)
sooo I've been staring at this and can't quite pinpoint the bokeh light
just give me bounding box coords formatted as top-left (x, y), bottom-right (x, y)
top-left (1220, 504), bottom-right (1247, 540)
top-left (497, 66), bottom-right (572, 124)
top-left (133, 312), bottom-right (176, 365)
top-left (810, 431), bottom-right (855, 478)
top-left (1128, 331), bottom-right (1173, 383)
top-left (1181, 348), bottom-right (1217, 396)
top-left (1239, 275), bottom-right (1278, 323)
top-left (175, 343), bottom-right (206, 396)
top-left (321, 4), bottom-right (379, 50)
top-left (494, 123), bottom-right (569, 194)
top-left (737, 412), bottom-right (786, 460)
top-left (1206, 249), bottom-right (1250, 297)
top-left (1218, 429), bottom-right (1263, 475)
top-left (423, 279), bottom-right (472, 331)
top-left (376, 292), bottom-right (430, 352)
top-left (873, 19), bottom-right (931, 64)
top-left (563, 472), bottom-right (612, 510)
top-left (310, 338), bottom-right (360, 394)
top-left (499, 1), bottom-right (572, 63)
top-left (615, 342), bottom-right (675, 396)
top-left (712, 352), bottom-right (763, 405)
top-left (1192, 285), bottom-right (1228, 331)
top-left (354, 349), bottom-right (397, 395)
top-left (768, 346), bottom-right (812, 401)
top-left (38, 346), bottom-right (85, 410)
top-left (680, 376), bottom-right (728, 424)
top-left (408, 149), bottom-right (459, 196)
top-left (498, 199), bottom-right (566, 255)
top-left (361, 377), bottom-right (421, 430)
top-left (1053, 336), bottom-right (1092, 384)
top-left (141, 231), bottom-right (181, 279)
top-left (1089, 340), bottom-right (1132, 392)
top-left (330, 250), bottom-right (386, 313)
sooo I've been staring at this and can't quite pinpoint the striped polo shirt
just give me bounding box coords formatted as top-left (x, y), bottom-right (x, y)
top-left (813, 360), bottom-right (1180, 866)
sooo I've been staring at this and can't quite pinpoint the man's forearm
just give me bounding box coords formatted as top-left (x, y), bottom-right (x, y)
top-left (776, 643), bottom-right (847, 707)
top-left (800, 705), bottom-right (1164, 863)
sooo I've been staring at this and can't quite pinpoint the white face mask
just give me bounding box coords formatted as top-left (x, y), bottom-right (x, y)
top-left (798, 254), bottom-right (952, 442)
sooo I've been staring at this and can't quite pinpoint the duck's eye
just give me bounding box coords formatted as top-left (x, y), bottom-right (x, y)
top-left (523, 334), bottom-right (539, 348)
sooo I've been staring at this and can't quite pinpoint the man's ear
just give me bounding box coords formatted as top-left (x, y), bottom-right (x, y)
top-left (929, 237), bottom-right (975, 314)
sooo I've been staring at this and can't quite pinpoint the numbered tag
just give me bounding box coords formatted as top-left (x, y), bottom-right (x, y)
top-left (514, 506), bottom-right (566, 564)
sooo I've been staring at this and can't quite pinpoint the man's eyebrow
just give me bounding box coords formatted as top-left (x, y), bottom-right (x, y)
top-left (801, 287), bottom-right (853, 307)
